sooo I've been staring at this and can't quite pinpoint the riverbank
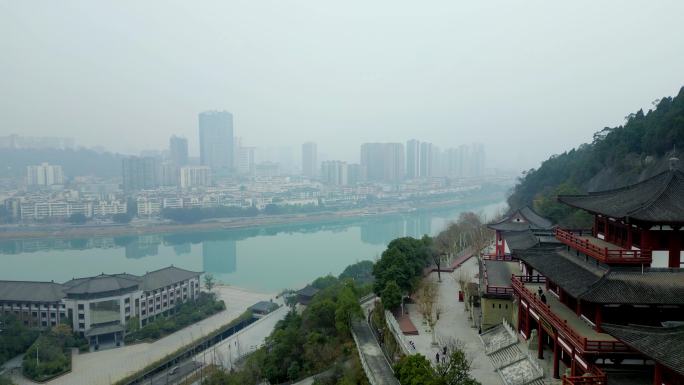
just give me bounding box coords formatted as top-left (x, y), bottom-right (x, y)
top-left (0, 193), bottom-right (507, 242)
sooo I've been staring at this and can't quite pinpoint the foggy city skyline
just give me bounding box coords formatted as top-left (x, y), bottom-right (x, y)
top-left (2, 1), bottom-right (684, 173)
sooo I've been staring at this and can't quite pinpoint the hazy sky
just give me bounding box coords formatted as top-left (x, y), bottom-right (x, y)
top-left (1, 1), bottom-right (683, 171)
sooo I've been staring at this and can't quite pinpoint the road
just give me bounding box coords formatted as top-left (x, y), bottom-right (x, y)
top-left (148, 361), bottom-right (200, 385)
top-left (195, 304), bottom-right (289, 371)
top-left (10, 286), bottom-right (274, 385)
top-left (351, 319), bottom-right (400, 385)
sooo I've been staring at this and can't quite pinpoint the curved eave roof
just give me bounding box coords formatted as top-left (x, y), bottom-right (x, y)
top-left (558, 169), bottom-right (684, 223)
top-left (602, 323), bottom-right (684, 376)
top-left (487, 206), bottom-right (554, 231)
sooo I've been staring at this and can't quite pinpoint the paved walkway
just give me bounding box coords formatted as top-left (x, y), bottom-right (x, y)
top-left (11, 286), bottom-right (273, 385)
top-left (405, 258), bottom-right (503, 385)
top-left (351, 319), bottom-right (400, 385)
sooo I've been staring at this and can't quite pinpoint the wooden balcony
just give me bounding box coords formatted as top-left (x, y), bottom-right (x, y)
top-left (555, 228), bottom-right (652, 265)
top-left (511, 275), bottom-right (630, 354)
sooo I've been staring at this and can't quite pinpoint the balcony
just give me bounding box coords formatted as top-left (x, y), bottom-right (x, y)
top-left (512, 275), bottom-right (629, 354)
top-left (555, 228), bottom-right (652, 265)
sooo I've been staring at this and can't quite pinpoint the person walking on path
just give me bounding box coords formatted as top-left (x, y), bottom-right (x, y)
top-left (435, 352), bottom-right (440, 364)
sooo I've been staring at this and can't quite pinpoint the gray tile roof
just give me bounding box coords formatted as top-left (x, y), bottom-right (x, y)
top-left (559, 169), bottom-right (684, 223)
top-left (141, 266), bottom-right (201, 291)
top-left (580, 268), bottom-right (684, 305)
top-left (297, 285), bottom-right (319, 298)
top-left (503, 230), bottom-right (540, 251)
top-left (488, 206), bottom-right (554, 232)
top-left (0, 281), bottom-right (64, 302)
top-left (249, 301), bottom-right (279, 314)
top-left (517, 247), bottom-right (605, 297)
top-left (63, 274), bottom-right (140, 295)
top-left (602, 323), bottom-right (684, 376)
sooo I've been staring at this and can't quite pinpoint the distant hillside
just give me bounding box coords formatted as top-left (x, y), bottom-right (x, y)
top-left (508, 86), bottom-right (684, 227)
top-left (0, 148), bottom-right (124, 179)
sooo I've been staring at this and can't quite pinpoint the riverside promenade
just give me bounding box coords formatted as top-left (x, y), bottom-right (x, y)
top-left (10, 285), bottom-right (273, 385)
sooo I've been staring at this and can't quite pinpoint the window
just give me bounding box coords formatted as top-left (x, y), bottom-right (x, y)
top-left (124, 298), bottom-right (130, 304)
top-left (78, 313), bottom-right (84, 320)
top-left (78, 304), bottom-right (84, 310)
top-left (498, 304), bottom-right (501, 309)
top-left (79, 323), bottom-right (85, 329)
top-left (492, 304), bottom-right (495, 309)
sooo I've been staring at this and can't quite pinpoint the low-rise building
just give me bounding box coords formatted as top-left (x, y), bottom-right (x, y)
top-left (0, 266), bottom-right (201, 349)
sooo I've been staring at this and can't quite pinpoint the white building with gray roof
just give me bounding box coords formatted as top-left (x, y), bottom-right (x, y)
top-left (0, 265), bottom-right (201, 349)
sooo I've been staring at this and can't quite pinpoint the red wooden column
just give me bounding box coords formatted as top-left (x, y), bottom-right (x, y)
top-left (537, 323), bottom-right (544, 359)
top-left (653, 362), bottom-right (662, 385)
top-left (668, 226), bottom-right (682, 268)
top-left (525, 305), bottom-right (531, 338)
top-left (553, 334), bottom-right (560, 379)
top-left (517, 300), bottom-right (523, 334)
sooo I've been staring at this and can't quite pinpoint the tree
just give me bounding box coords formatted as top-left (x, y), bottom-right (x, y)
top-left (381, 280), bottom-right (402, 311)
top-left (334, 285), bottom-right (362, 335)
top-left (112, 213), bottom-right (132, 224)
top-left (393, 354), bottom-right (439, 385)
top-left (435, 341), bottom-right (481, 385)
top-left (67, 213), bottom-right (87, 225)
top-left (204, 273), bottom-right (215, 294)
top-left (417, 281), bottom-right (439, 346)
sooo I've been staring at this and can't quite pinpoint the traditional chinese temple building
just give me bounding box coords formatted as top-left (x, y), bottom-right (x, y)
top-left (511, 168), bottom-right (684, 385)
top-left (488, 206), bottom-right (554, 259)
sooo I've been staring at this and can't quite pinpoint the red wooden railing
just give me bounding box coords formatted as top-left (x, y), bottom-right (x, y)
top-left (511, 276), bottom-right (630, 354)
top-left (562, 366), bottom-right (607, 385)
top-left (555, 228), bottom-right (652, 265)
top-left (482, 253), bottom-right (514, 261)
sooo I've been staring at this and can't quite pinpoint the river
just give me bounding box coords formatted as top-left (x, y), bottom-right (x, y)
top-left (0, 200), bottom-right (507, 292)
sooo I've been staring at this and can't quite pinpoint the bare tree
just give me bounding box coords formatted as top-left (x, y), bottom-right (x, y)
top-left (417, 280), bottom-right (439, 346)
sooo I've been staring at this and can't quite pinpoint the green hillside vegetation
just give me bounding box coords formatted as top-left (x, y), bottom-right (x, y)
top-left (508, 86), bottom-right (684, 226)
top-left (204, 264), bottom-right (369, 385)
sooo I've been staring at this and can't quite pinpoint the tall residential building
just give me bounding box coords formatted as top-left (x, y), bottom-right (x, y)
top-left (179, 166), bottom-right (212, 189)
top-left (321, 160), bottom-right (348, 186)
top-left (360, 143), bottom-right (405, 183)
top-left (302, 142), bottom-right (318, 177)
top-left (26, 163), bottom-right (64, 186)
top-left (471, 142), bottom-right (486, 177)
top-left (406, 139), bottom-right (420, 179)
top-left (169, 136), bottom-right (189, 167)
top-left (122, 156), bottom-right (159, 192)
top-left (237, 146), bottom-right (256, 175)
top-left (419, 142), bottom-right (433, 178)
top-left (347, 163), bottom-right (366, 185)
top-left (199, 111), bottom-right (234, 173)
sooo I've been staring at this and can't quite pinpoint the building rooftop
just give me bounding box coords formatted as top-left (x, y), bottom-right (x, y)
top-left (0, 280), bottom-right (65, 302)
top-left (488, 206), bottom-right (554, 232)
top-left (63, 274), bottom-right (140, 296)
top-left (297, 285), bottom-right (320, 298)
top-left (249, 300), bottom-right (279, 314)
top-left (602, 323), bottom-right (684, 376)
top-left (502, 230), bottom-right (542, 251)
top-left (141, 266), bottom-right (201, 291)
top-left (558, 169), bottom-right (684, 223)
top-left (518, 246), bottom-right (684, 305)
top-left (517, 247), bottom-right (605, 298)
top-left (581, 268), bottom-right (684, 305)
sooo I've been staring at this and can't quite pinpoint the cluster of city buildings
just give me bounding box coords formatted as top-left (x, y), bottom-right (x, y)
top-left (0, 266), bottom-right (201, 348)
top-left (473, 165), bottom-right (684, 384)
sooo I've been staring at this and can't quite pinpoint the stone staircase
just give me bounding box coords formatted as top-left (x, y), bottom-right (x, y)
top-left (479, 321), bottom-right (545, 385)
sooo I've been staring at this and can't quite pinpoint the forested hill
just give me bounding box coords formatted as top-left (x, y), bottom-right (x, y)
top-left (508, 86), bottom-right (684, 227)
